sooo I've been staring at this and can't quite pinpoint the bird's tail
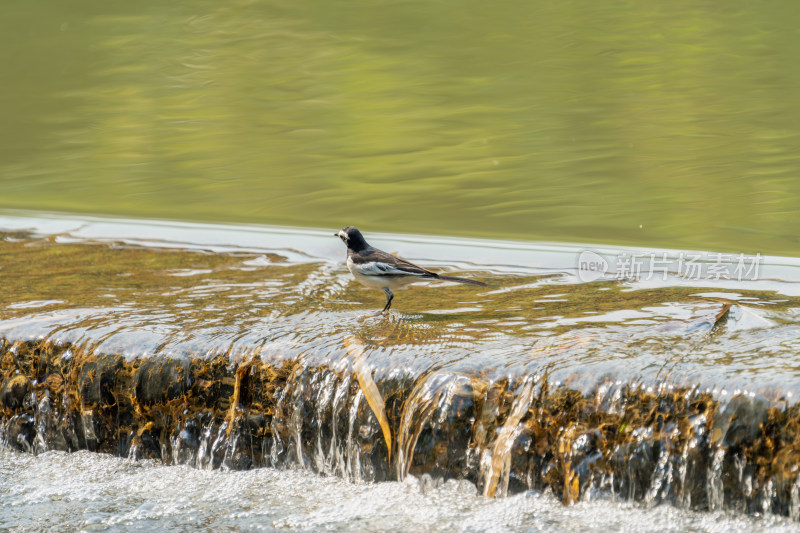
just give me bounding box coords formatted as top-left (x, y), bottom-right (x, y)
top-left (436, 274), bottom-right (488, 287)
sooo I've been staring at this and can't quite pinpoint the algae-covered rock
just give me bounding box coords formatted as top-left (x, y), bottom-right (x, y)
top-left (714, 395), bottom-right (769, 450)
top-left (78, 354), bottom-right (124, 407)
top-left (1, 375), bottom-right (32, 410)
top-left (5, 414), bottom-right (36, 452)
top-left (2, 337), bottom-right (800, 521)
top-left (133, 356), bottom-right (192, 405)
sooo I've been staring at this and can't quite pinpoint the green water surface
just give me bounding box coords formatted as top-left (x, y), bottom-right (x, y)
top-left (2, 1), bottom-right (800, 255)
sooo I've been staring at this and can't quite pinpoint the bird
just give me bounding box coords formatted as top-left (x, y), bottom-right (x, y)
top-left (335, 226), bottom-right (487, 313)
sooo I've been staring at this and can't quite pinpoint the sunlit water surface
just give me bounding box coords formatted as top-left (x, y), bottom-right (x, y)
top-left (2, 1), bottom-right (800, 255)
top-left (2, 213), bottom-right (800, 394)
top-left (3, 213), bottom-right (800, 529)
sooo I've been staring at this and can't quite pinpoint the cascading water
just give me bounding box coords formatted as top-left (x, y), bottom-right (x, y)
top-left (4, 335), bottom-right (800, 520)
top-left (3, 215), bottom-right (800, 527)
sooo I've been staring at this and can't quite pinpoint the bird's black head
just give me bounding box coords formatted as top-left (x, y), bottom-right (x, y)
top-left (335, 226), bottom-right (369, 252)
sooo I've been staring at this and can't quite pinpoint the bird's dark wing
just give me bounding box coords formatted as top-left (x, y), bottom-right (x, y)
top-left (350, 248), bottom-right (438, 278)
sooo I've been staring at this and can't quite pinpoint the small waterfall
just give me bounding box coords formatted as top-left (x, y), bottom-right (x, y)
top-left (2, 337), bottom-right (800, 522)
top-left (480, 376), bottom-right (535, 498)
top-left (706, 447), bottom-right (725, 511)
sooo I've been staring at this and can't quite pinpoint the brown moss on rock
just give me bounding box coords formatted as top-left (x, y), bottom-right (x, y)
top-left (133, 356), bottom-right (192, 406)
top-left (0, 338), bottom-right (299, 463)
top-left (0, 375), bottom-right (32, 411)
top-left (2, 336), bottom-right (800, 520)
top-left (77, 354), bottom-right (124, 408)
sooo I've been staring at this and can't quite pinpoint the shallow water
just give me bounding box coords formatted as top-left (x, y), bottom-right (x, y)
top-left (1, 448), bottom-right (798, 533)
top-left (1, 212), bottom-right (800, 394)
top-left (3, 212), bottom-right (800, 526)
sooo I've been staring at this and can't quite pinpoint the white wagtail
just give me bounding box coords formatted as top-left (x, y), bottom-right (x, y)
top-left (335, 226), bottom-right (487, 313)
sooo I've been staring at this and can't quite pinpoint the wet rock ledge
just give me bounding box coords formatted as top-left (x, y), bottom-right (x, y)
top-left (2, 336), bottom-right (800, 520)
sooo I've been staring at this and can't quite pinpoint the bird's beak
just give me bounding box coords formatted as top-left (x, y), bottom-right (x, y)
top-left (333, 232), bottom-right (338, 237)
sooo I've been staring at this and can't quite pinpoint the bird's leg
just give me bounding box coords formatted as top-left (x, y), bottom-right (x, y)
top-left (380, 287), bottom-right (394, 314)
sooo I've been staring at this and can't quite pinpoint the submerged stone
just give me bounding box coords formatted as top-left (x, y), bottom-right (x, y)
top-left (78, 354), bottom-right (124, 407)
top-left (133, 356), bottom-right (192, 405)
top-left (0, 375), bottom-right (31, 410)
top-left (5, 414), bottom-right (36, 452)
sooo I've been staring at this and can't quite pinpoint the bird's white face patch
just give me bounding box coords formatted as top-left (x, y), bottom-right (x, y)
top-left (337, 230), bottom-right (348, 244)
